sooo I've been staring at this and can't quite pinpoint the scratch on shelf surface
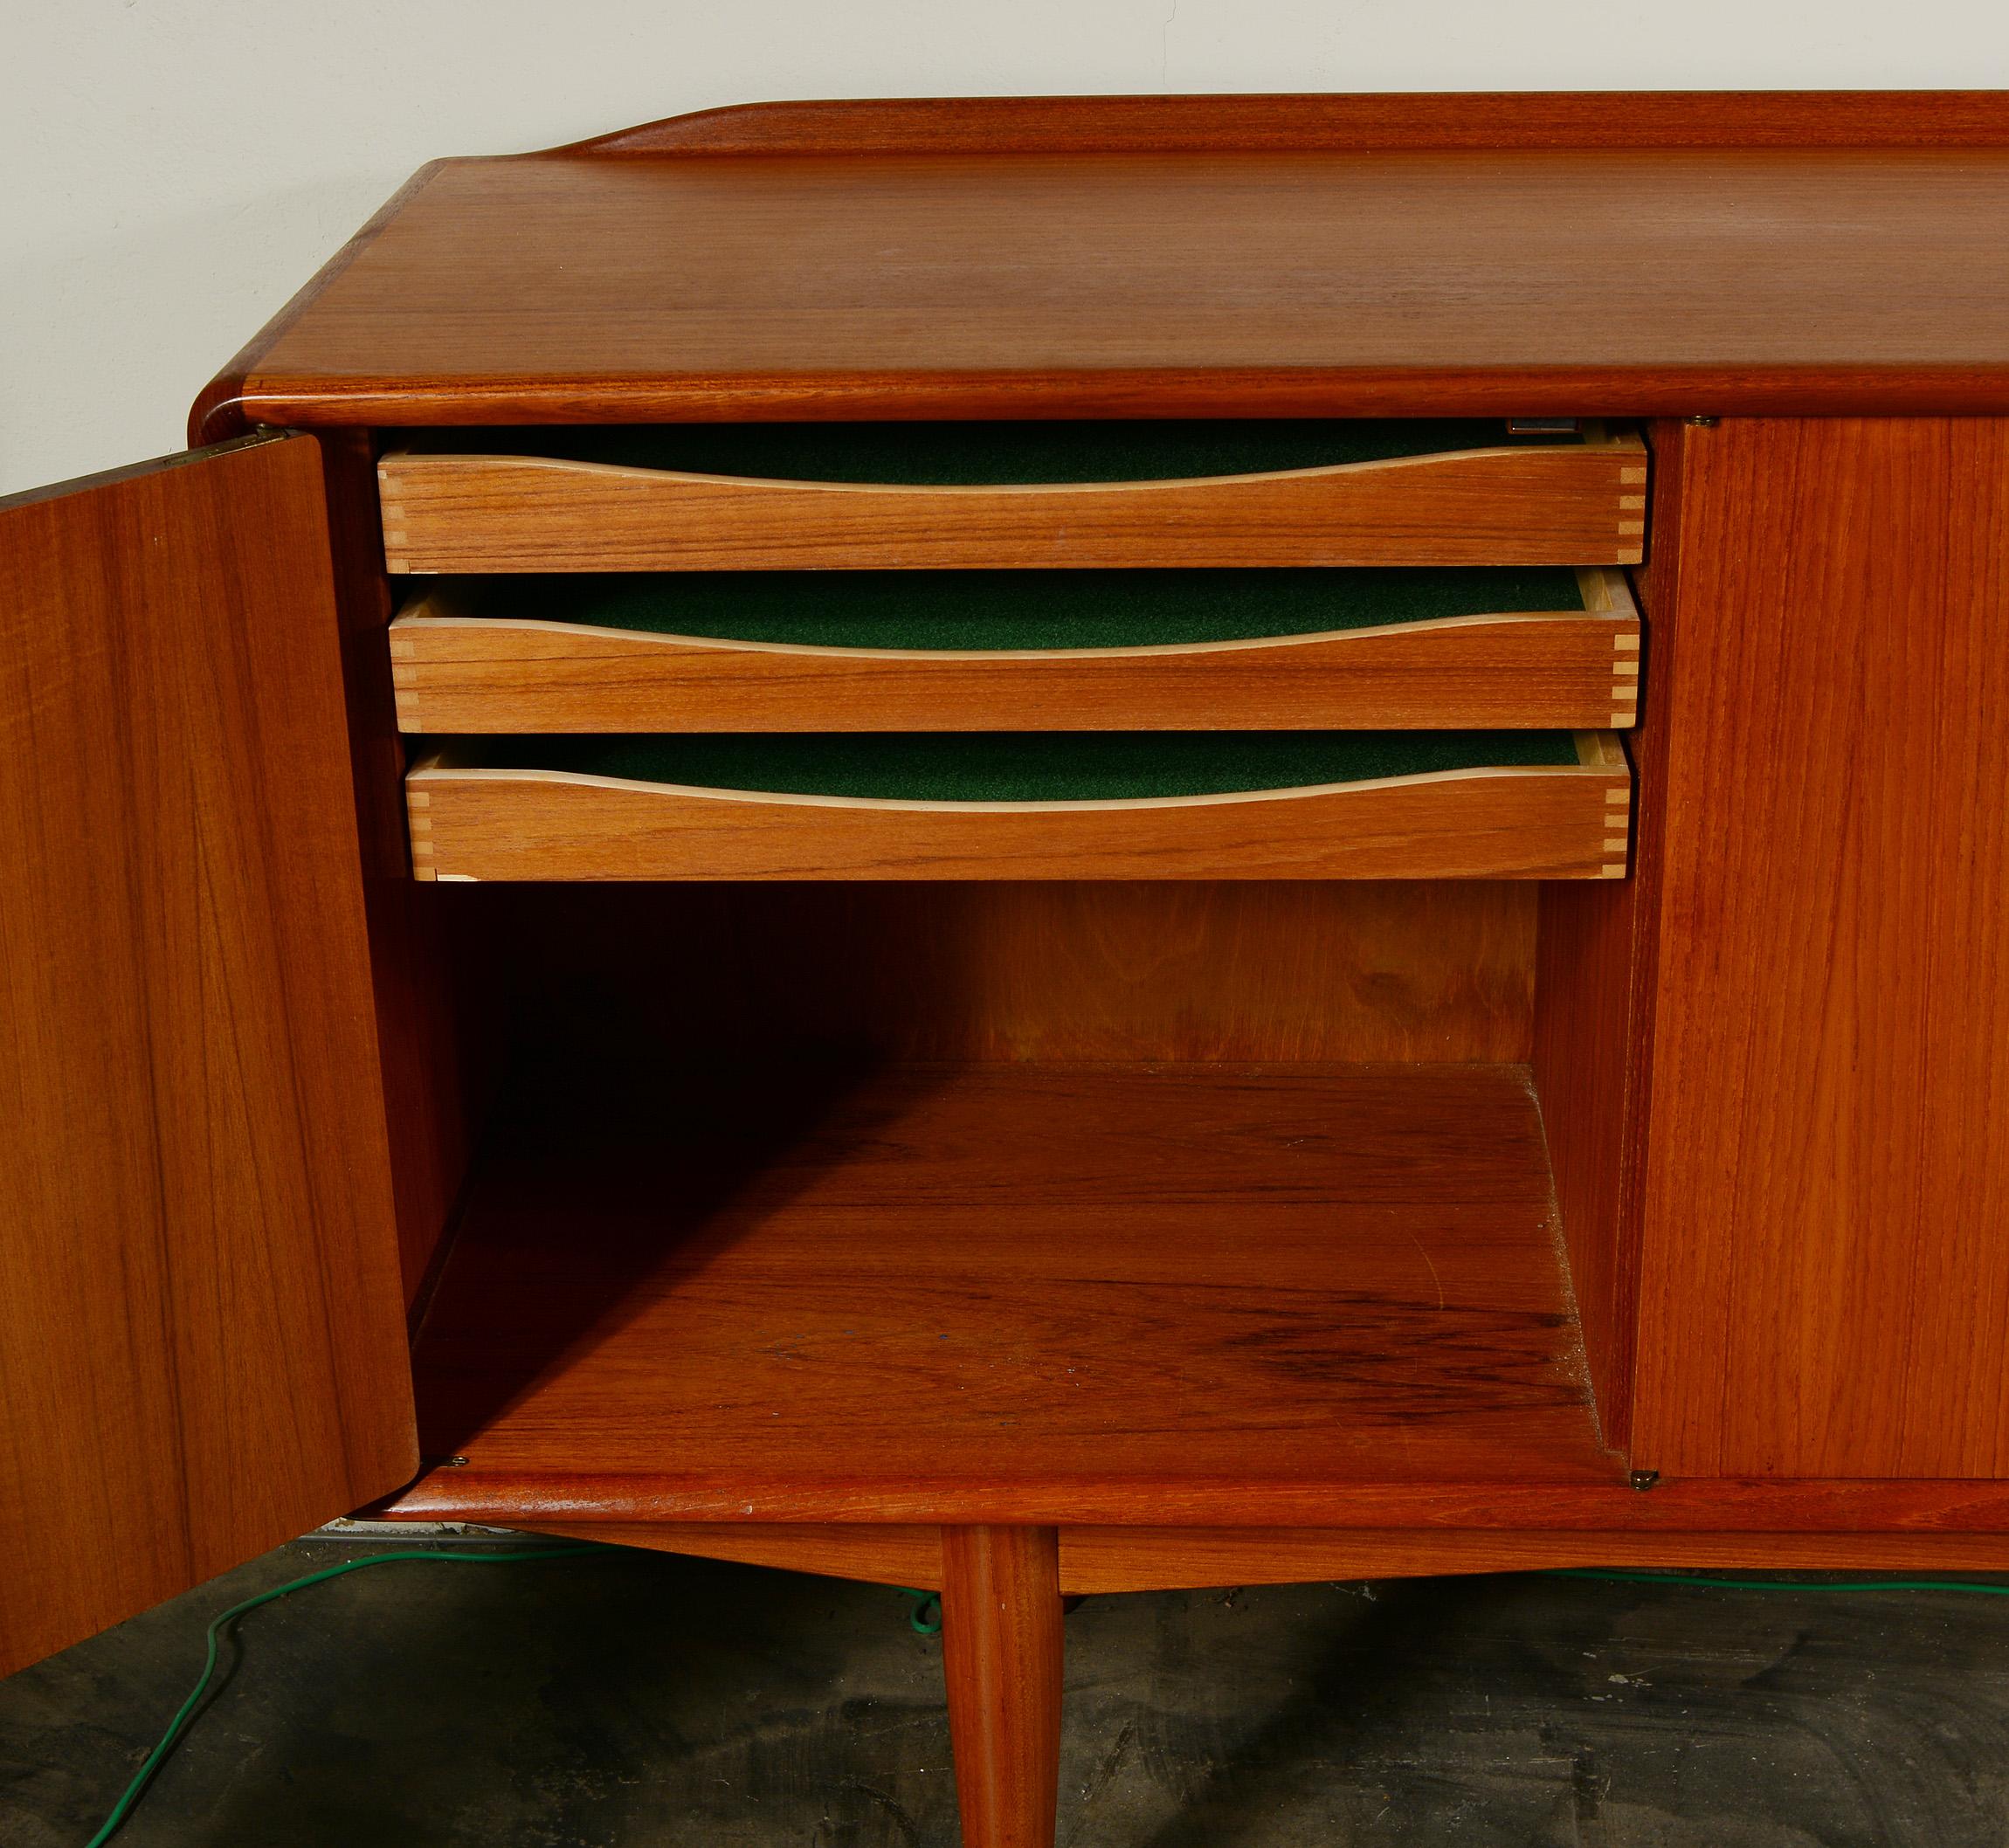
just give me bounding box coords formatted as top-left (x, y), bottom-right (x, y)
top-left (1406, 1228), bottom-right (1447, 1311)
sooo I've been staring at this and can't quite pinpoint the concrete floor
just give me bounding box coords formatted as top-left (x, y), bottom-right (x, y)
top-left (6, 1539), bottom-right (2009, 1846)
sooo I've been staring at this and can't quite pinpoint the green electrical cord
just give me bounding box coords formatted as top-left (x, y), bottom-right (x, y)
top-left (82, 1550), bottom-right (2009, 1845)
top-left (85, 1544), bottom-right (602, 1848)
top-left (1553, 1568), bottom-right (2009, 1595)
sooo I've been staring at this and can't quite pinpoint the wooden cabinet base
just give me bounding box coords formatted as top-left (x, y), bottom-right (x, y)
top-left (482, 1507), bottom-right (2009, 1848)
top-left (510, 1518), bottom-right (2009, 1595)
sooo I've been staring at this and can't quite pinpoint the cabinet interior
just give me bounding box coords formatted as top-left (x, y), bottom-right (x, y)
top-left (397, 876), bottom-right (1631, 1521)
top-left (376, 412), bottom-right (1640, 1522)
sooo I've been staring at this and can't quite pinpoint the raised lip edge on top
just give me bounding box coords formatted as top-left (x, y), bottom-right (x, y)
top-left (190, 91), bottom-right (2009, 443)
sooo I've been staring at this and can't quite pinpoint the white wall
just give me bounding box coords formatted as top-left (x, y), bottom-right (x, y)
top-left (5, 0), bottom-right (2008, 496)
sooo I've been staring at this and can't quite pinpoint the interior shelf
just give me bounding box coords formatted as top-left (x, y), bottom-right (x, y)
top-left (391, 1058), bottom-right (1621, 1527)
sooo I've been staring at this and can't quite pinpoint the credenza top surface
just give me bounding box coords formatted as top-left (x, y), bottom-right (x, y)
top-left (197, 93), bottom-right (2009, 434)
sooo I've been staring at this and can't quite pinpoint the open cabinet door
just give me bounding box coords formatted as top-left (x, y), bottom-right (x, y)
top-left (0, 435), bottom-right (418, 1677)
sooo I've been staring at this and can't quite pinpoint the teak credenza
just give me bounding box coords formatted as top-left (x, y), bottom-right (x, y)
top-left (6, 91), bottom-right (2009, 1846)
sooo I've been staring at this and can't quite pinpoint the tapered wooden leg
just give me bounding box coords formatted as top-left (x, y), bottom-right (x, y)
top-left (941, 1525), bottom-right (1063, 1848)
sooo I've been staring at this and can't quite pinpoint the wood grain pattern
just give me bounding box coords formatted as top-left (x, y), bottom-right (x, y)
top-left (0, 438), bottom-right (416, 1676)
top-left (315, 431), bottom-right (497, 1306)
top-left (1631, 418), bottom-right (2009, 1479)
top-left (391, 1473), bottom-right (2009, 1531)
top-left (566, 92), bottom-right (2009, 157)
top-left (204, 132), bottom-right (2009, 430)
top-left (397, 1061), bottom-right (1616, 1526)
top-left (518, 1522), bottom-right (946, 1589)
top-left (376, 439), bottom-right (1645, 573)
top-left (1529, 422), bottom-right (1687, 1451)
top-left (387, 568), bottom-right (1640, 734)
top-left (1053, 1525), bottom-right (2009, 1590)
top-left (489, 1516), bottom-right (2009, 1588)
top-left (191, 162), bottom-right (450, 446)
top-left (404, 742), bottom-right (1630, 883)
top-left (498, 880), bottom-right (1538, 1065)
top-left (942, 1527), bottom-right (1063, 1848)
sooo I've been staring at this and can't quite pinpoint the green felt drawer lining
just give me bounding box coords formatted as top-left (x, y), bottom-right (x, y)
top-left (451, 566), bottom-right (1588, 652)
top-left (459, 731), bottom-right (1582, 803)
top-left (412, 418), bottom-right (1573, 487)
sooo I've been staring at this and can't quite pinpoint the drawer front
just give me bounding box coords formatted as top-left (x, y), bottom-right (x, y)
top-left (378, 430), bottom-right (1647, 574)
top-left (405, 733), bottom-right (1630, 883)
top-left (389, 569), bottom-right (1641, 734)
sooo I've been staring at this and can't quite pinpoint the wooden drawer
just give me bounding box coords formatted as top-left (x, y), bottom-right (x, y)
top-left (406, 730), bottom-right (1630, 882)
top-left (390, 566), bottom-right (1640, 734)
top-left (377, 419), bottom-right (1647, 574)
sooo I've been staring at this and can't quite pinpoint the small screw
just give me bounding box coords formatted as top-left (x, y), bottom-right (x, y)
top-left (1628, 1468), bottom-right (1660, 1491)
top-left (1685, 416), bottom-right (1720, 428)
top-left (420, 1454), bottom-right (471, 1469)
